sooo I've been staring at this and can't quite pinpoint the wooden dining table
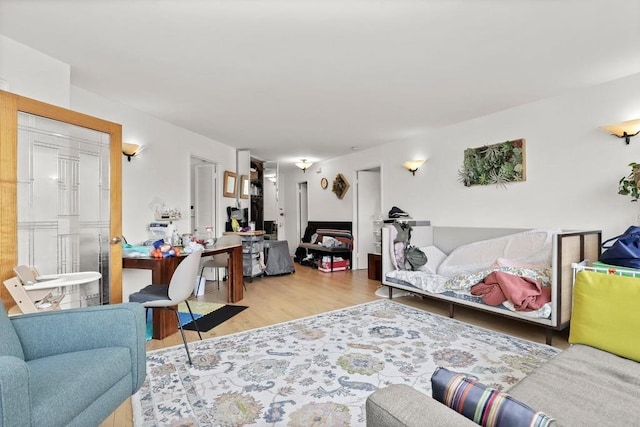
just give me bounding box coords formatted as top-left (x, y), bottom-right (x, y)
top-left (122, 243), bottom-right (244, 339)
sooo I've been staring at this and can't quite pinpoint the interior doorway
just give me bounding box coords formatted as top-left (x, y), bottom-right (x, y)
top-left (297, 181), bottom-right (309, 242)
top-left (355, 167), bottom-right (381, 270)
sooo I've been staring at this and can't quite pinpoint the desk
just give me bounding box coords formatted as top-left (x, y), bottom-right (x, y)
top-left (122, 244), bottom-right (244, 339)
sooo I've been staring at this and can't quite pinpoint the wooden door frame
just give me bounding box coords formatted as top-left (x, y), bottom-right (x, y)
top-left (0, 90), bottom-right (123, 309)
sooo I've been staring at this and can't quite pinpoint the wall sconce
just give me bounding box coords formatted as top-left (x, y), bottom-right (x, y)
top-left (601, 119), bottom-right (640, 144)
top-left (402, 160), bottom-right (425, 176)
top-left (122, 143), bottom-right (141, 161)
top-left (295, 159), bottom-right (313, 173)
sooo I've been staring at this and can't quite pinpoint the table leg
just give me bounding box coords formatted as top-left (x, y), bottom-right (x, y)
top-left (151, 257), bottom-right (179, 340)
top-left (124, 246), bottom-right (243, 340)
top-left (228, 245), bottom-right (244, 303)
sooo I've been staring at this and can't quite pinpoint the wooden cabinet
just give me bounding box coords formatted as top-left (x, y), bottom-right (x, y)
top-left (368, 253), bottom-right (382, 281)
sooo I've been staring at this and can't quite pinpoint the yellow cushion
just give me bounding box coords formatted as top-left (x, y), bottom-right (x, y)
top-left (569, 270), bottom-right (640, 361)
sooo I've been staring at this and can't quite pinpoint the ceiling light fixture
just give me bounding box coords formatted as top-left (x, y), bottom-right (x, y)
top-left (295, 159), bottom-right (313, 173)
top-left (122, 143), bottom-right (141, 161)
top-left (601, 118), bottom-right (640, 144)
top-left (402, 160), bottom-right (425, 176)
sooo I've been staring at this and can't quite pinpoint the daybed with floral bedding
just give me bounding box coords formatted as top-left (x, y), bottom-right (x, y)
top-left (381, 225), bottom-right (601, 344)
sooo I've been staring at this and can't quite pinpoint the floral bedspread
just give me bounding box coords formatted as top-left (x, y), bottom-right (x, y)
top-left (385, 266), bottom-right (553, 319)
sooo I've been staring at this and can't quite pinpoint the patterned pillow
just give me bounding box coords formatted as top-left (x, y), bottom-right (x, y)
top-left (431, 367), bottom-right (554, 427)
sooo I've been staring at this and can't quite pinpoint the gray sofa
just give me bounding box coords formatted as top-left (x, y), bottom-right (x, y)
top-left (367, 343), bottom-right (640, 426)
top-left (367, 268), bottom-right (640, 426)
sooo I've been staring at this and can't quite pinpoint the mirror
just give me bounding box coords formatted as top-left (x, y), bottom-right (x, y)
top-left (240, 175), bottom-right (249, 199)
top-left (190, 156), bottom-right (217, 236)
top-left (262, 161), bottom-right (278, 239)
top-left (223, 170), bottom-right (237, 198)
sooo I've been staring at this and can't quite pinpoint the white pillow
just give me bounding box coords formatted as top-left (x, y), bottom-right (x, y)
top-left (436, 229), bottom-right (559, 277)
top-left (490, 258), bottom-right (548, 269)
top-left (417, 246), bottom-right (448, 274)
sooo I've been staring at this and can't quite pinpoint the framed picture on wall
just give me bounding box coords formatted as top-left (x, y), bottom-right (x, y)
top-left (223, 170), bottom-right (237, 198)
top-left (332, 173), bottom-right (350, 199)
top-left (240, 175), bottom-right (249, 199)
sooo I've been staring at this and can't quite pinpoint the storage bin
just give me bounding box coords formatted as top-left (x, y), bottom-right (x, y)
top-left (319, 257), bottom-right (350, 272)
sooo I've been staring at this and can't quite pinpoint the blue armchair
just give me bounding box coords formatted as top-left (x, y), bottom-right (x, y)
top-left (0, 302), bottom-right (146, 427)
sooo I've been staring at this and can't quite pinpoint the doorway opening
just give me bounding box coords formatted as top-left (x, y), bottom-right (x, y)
top-left (354, 166), bottom-right (382, 270)
top-left (297, 181), bottom-right (309, 243)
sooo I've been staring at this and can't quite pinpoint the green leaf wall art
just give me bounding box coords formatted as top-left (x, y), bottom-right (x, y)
top-left (458, 138), bottom-right (526, 188)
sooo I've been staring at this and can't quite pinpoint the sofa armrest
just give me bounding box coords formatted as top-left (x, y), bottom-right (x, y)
top-left (10, 303), bottom-right (146, 393)
top-left (366, 384), bottom-right (476, 427)
top-left (0, 356), bottom-right (31, 427)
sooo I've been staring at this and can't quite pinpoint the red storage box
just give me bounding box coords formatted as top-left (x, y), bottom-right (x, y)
top-left (319, 257), bottom-right (349, 272)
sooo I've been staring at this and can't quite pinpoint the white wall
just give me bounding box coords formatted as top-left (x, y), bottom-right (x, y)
top-left (285, 72), bottom-right (640, 248)
top-left (6, 32), bottom-right (640, 256)
top-left (70, 87), bottom-right (239, 300)
top-left (1, 35), bottom-right (240, 243)
top-left (2, 35), bottom-right (242, 299)
top-left (0, 34), bottom-right (70, 107)
top-left (70, 86), bottom-right (238, 244)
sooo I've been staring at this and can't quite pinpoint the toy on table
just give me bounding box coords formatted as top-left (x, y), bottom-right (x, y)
top-left (150, 239), bottom-right (181, 258)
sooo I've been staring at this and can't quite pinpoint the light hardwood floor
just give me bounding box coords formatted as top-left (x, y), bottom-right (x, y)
top-left (100, 265), bottom-right (569, 426)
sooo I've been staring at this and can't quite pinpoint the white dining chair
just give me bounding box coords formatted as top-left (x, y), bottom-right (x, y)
top-left (129, 249), bottom-right (203, 364)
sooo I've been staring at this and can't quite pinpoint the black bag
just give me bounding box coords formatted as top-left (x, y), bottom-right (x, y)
top-left (600, 226), bottom-right (640, 269)
top-left (388, 206), bottom-right (410, 219)
top-left (294, 247), bottom-right (308, 264)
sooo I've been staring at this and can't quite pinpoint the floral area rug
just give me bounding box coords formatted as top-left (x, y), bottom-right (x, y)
top-left (132, 299), bottom-right (560, 426)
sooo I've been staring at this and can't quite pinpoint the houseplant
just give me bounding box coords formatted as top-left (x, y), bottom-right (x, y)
top-left (618, 162), bottom-right (640, 201)
top-left (457, 139), bottom-right (525, 188)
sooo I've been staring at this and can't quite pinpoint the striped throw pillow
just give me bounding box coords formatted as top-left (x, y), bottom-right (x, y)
top-left (431, 367), bottom-right (554, 427)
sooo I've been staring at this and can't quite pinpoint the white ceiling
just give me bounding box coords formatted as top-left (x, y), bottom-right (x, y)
top-left (1, 1), bottom-right (640, 166)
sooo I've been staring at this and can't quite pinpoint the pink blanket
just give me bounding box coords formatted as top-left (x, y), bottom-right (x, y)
top-left (470, 271), bottom-right (551, 311)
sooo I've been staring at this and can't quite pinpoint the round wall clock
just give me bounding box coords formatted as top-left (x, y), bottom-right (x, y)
top-left (320, 177), bottom-right (328, 189)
